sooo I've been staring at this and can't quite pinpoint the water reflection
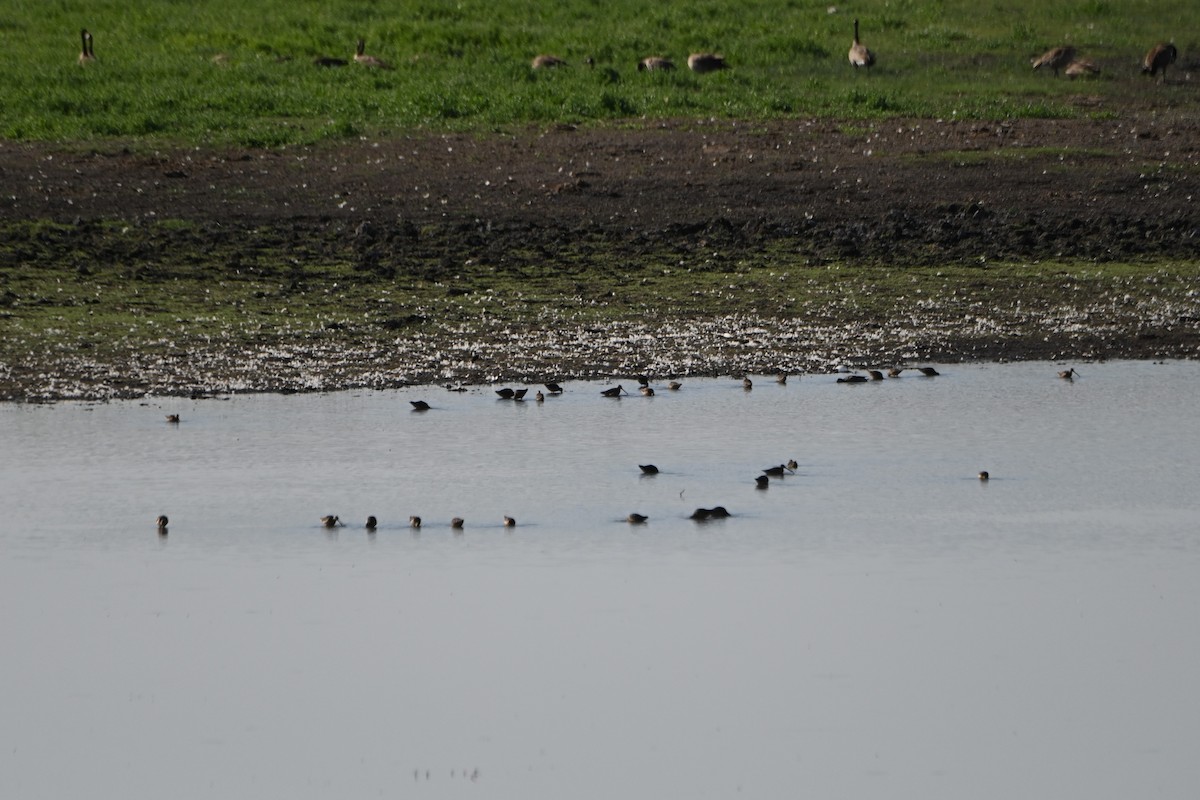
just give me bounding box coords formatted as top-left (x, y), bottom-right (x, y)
top-left (2, 361), bottom-right (1199, 799)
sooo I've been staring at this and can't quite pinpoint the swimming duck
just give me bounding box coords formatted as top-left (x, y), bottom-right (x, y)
top-left (156, 514), bottom-right (168, 530)
top-left (763, 464), bottom-right (793, 477)
top-left (786, 459), bottom-right (798, 470)
top-left (165, 414), bottom-right (180, 423)
top-left (755, 475), bottom-right (769, 489)
top-left (451, 517), bottom-right (464, 529)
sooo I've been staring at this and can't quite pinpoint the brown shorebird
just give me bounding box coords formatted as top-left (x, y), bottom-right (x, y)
top-left (627, 513), bottom-right (649, 524)
top-left (409, 516), bottom-right (422, 529)
top-left (668, 381), bottom-right (683, 390)
top-left (1142, 43), bottom-right (1177, 82)
top-left (601, 385), bottom-right (626, 397)
top-left (687, 53), bottom-right (728, 73)
top-left (502, 516), bottom-right (516, 528)
top-left (321, 515), bottom-right (343, 528)
top-left (451, 517), bottom-right (465, 529)
top-left (640, 386), bottom-right (655, 396)
top-left (638, 56), bottom-right (675, 71)
top-left (1058, 368), bottom-right (1079, 380)
top-left (1032, 45), bottom-right (1076, 76)
top-left (353, 38), bottom-right (393, 69)
top-left (532, 54), bottom-right (567, 69)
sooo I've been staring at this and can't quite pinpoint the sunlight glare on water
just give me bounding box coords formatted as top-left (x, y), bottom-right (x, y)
top-left (2, 361), bottom-right (1199, 799)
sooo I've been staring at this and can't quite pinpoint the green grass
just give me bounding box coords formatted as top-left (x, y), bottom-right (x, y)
top-left (0, 0), bottom-right (1194, 146)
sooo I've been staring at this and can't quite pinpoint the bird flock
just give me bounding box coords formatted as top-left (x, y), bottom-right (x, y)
top-left (75, 26), bottom-right (1183, 84)
top-left (151, 365), bottom-right (1082, 535)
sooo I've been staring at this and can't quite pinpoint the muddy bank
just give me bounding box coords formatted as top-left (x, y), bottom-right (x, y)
top-left (1, 115), bottom-right (1199, 400)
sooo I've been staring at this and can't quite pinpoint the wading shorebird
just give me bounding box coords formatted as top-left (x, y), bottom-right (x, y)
top-left (888, 367), bottom-right (904, 378)
top-left (1032, 45), bottom-right (1076, 76)
top-left (156, 514), bottom-right (168, 531)
top-left (837, 374), bottom-right (868, 383)
top-left (601, 385), bottom-right (626, 397)
top-left (786, 459), bottom-right (799, 470)
top-left (627, 513), bottom-right (649, 524)
top-left (640, 386), bottom-right (655, 396)
top-left (915, 367), bottom-right (940, 376)
top-left (409, 516), bottom-right (422, 529)
top-left (410, 400), bottom-right (431, 411)
top-left (978, 471), bottom-right (990, 481)
top-left (687, 53), bottom-right (728, 73)
top-left (639, 464), bottom-right (659, 475)
top-left (78, 29), bottom-right (96, 65)
top-left (532, 54), bottom-right (567, 69)
top-left (763, 464), bottom-right (793, 477)
top-left (321, 515), bottom-right (343, 528)
top-left (755, 475), bottom-right (769, 489)
top-left (544, 382), bottom-right (564, 394)
top-left (451, 517), bottom-right (464, 529)
top-left (1142, 43), bottom-right (1178, 82)
top-left (849, 19), bottom-right (875, 69)
top-left (502, 516), bottom-right (516, 528)
top-left (638, 56), bottom-right (675, 71)
top-left (1059, 368), bottom-right (1080, 380)
top-left (365, 516), bottom-right (377, 530)
top-left (668, 381), bottom-right (682, 390)
top-left (353, 38), bottom-right (393, 69)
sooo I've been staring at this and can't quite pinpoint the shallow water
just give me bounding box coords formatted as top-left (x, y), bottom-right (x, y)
top-left (3, 361), bottom-right (1199, 799)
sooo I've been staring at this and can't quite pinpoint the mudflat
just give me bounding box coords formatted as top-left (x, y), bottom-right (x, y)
top-left (2, 112), bottom-right (1198, 400)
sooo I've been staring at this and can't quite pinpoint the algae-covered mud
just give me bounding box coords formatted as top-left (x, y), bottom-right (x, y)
top-left (2, 116), bottom-right (1198, 400)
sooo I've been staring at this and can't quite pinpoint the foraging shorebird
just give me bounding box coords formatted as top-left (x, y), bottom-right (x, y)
top-left (638, 56), bottom-right (675, 71)
top-left (687, 53), bottom-right (729, 73)
top-left (78, 29), bottom-right (96, 65)
top-left (978, 471), bottom-right (990, 481)
top-left (639, 464), bottom-right (659, 475)
top-left (690, 508), bottom-right (712, 520)
top-left (755, 475), bottom-right (769, 489)
top-left (867, 370), bottom-right (884, 381)
top-left (321, 515), bottom-right (343, 528)
top-left (165, 414), bottom-right (180, 423)
top-left (544, 382), bottom-right (564, 394)
top-left (627, 513), bottom-right (649, 524)
top-left (601, 385), bottom-right (626, 397)
top-left (636, 374), bottom-right (650, 387)
top-left (156, 514), bottom-right (169, 531)
top-left (849, 19), bottom-right (875, 69)
top-left (513, 388), bottom-right (529, 401)
top-left (451, 517), bottom-right (464, 529)
top-left (1064, 58), bottom-right (1100, 78)
top-left (313, 56), bottom-right (349, 67)
top-left (786, 459), bottom-right (798, 470)
top-left (668, 381), bottom-right (683, 390)
top-left (532, 54), bottom-right (567, 69)
top-left (365, 515), bottom-right (377, 530)
top-left (354, 38), bottom-right (393, 69)
top-left (915, 367), bottom-right (940, 376)
top-left (1142, 43), bottom-right (1178, 82)
top-left (888, 367), bottom-right (904, 377)
top-left (763, 464), bottom-right (793, 477)
top-left (640, 386), bottom-right (655, 396)
top-left (1032, 45), bottom-right (1075, 76)
top-left (502, 516), bottom-right (516, 527)
top-left (743, 376), bottom-right (753, 390)
top-left (409, 516), bottom-right (422, 529)
top-left (708, 506), bottom-right (731, 518)
top-left (837, 374), bottom-right (868, 383)
top-left (1059, 368), bottom-right (1079, 380)
top-left (410, 400), bottom-right (431, 411)
top-left (495, 388), bottom-right (516, 399)
top-left (776, 372), bottom-right (788, 384)
top-left (535, 391), bottom-right (544, 402)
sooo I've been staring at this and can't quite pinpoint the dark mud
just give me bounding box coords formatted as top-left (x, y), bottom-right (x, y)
top-left (2, 114), bottom-right (1199, 400)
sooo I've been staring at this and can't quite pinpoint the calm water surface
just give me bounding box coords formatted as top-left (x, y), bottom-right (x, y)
top-left (3, 361), bottom-right (1199, 799)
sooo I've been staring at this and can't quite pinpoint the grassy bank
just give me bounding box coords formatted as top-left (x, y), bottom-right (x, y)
top-left (1, 0), bottom-right (1195, 145)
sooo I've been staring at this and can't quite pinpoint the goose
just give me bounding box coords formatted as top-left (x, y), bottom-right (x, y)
top-left (365, 515), bottom-right (378, 530)
top-left (1142, 43), bottom-right (1177, 82)
top-left (1032, 45), bottom-right (1075, 76)
top-left (1064, 58), bottom-right (1100, 78)
top-left (354, 39), bottom-right (393, 69)
top-left (320, 515), bottom-right (343, 528)
top-left (502, 516), bottom-right (517, 527)
top-left (532, 54), bottom-right (567, 69)
top-left (849, 19), bottom-right (875, 69)
top-left (409, 516), bottom-right (422, 528)
top-left (639, 464), bottom-right (659, 475)
top-left (601, 385), bottom-right (626, 397)
top-left (410, 400), bottom-right (431, 411)
top-left (78, 29), bottom-right (96, 65)
top-left (627, 513), bottom-right (649, 524)
top-left (687, 53), bottom-right (729, 73)
top-left (638, 56), bottom-right (675, 71)
top-left (1059, 368), bottom-right (1079, 380)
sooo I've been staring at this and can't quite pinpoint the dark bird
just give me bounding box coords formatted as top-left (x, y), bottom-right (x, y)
top-left (78, 29), bottom-right (96, 65)
top-left (313, 56), bottom-right (349, 67)
top-left (743, 376), bottom-right (753, 390)
top-left (503, 516), bottom-right (517, 527)
top-left (690, 508), bottom-right (712, 520)
top-left (1064, 58), bottom-right (1100, 78)
top-left (495, 388), bottom-right (516, 399)
top-left (763, 464), bottom-right (793, 477)
top-left (165, 414), bottom-right (180, 423)
top-left (638, 56), bottom-right (675, 71)
top-left (156, 514), bottom-right (168, 531)
top-left (915, 367), bottom-right (940, 376)
top-left (451, 517), bottom-right (465, 529)
top-left (688, 53), bottom-right (729, 73)
top-left (627, 513), bottom-right (649, 524)
top-left (787, 459), bottom-right (798, 470)
top-left (639, 464), bottom-right (659, 475)
top-left (536, 391), bottom-right (545, 402)
top-left (849, 19), bottom-right (875, 69)
top-left (776, 372), bottom-right (788, 384)
top-left (601, 385), bottom-right (627, 397)
top-left (837, 374), bottom-right (868, 383)
top-left (409, 516), bottom-right (422, 529)
top-left (668, 381), bottom-right (683, 390)
top-left (640, 386), bottom-right (655, 396)
top-left (867, 370), bottom-right (884, 381)
top-left (410, 400), bottom-right (431, 411)
top-left (321, 515), bottom-right (343, 528)
top-left (545, 382), bottom-right (564, 394)
top-left (636, 374), bottom-right (650, 387)
top-left (513, 388), bottom-right (529, 400)
top-left (1142, 43), bottom-right (1177, 82)
top-left (888, 367), bottom-right (904, 378)
top-left (1059, 368), bottom-right (1079, 380)
top-left (532, 54), bottom-right (567, 69)
top-left (978, 471), bottom-right (990, 481)
top-left (1032, 45), bottom-right (1076, 76)
top-left (755, 475), bottom-right (769, 489)
top-left (354, 38), bottom-right (393, 69)
top-left (366, 516), bottom-right (377, 530)
top-left (709, 506), bottom-right (731, 518)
